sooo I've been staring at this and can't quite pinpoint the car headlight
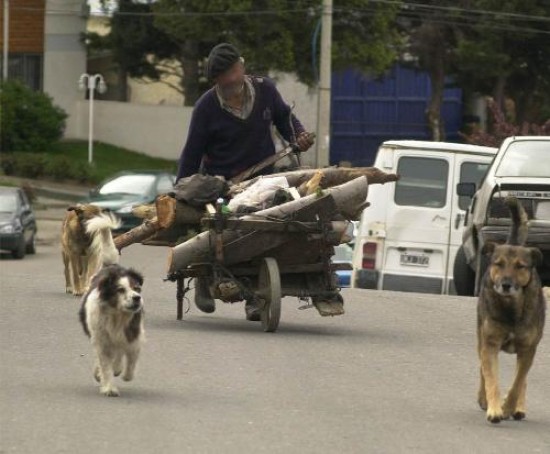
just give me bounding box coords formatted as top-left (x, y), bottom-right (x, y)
top-left (0, 220), bottom-right (21, 233)
top-left (0, 223), bottom-right (16, 233)
top-left (116, 205), bottom-right (134, 214)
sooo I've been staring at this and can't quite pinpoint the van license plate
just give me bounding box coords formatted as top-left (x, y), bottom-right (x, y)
top-left (400, 253), bottom-right (429, 267)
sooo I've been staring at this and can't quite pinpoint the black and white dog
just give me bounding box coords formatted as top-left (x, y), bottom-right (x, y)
top-left (79, 265), bottom-right (145, 397)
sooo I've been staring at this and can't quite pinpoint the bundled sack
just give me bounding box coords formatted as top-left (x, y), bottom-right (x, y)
top-left (227, 176), bottom-right (290, 212)
top-left (173, 174), bottom-right (229, 208)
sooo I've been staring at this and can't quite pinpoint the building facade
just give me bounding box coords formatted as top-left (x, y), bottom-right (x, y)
top-left (1, 0), bottom-right (87, 137)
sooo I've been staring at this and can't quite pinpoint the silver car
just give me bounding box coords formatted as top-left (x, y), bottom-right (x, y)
top-left (454, 136), bottom-right (550, 295)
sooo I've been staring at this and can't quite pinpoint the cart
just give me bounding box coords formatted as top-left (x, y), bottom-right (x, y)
top-left (166, 193), bottom-right (349, 333)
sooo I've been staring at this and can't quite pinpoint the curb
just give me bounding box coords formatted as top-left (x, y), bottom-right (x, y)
top-left (0, 176), bottom-right (89, 202)
top-left (33, 186), bottom-right (85, 203)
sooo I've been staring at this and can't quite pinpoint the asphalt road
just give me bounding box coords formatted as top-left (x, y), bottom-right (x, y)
top-left (1, 220), bottom-right (549, 454)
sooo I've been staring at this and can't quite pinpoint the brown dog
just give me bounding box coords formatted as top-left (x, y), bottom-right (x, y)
top-left (61, 204), bottom-right (120, 296)
top-left (477, 197), bottom-right (546, 423)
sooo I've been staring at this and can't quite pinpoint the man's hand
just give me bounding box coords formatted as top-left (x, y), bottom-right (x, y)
top-left (296, 131), bottom-right (315, 151)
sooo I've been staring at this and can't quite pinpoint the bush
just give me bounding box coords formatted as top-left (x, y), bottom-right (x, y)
top-left (0, 80), bottom-right (68, 152)
top-left (461, 100), bottom-right (550, 147)
top-left (0, 153), bottom-right (93, 183)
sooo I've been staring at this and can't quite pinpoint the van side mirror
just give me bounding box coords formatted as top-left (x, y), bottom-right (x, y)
top-left (456, 182), bottom-right (476, 198)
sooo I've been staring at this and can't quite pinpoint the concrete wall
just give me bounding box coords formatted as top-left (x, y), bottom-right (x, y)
top-left (43, 0), bottom-right (87, 138)
top-left (75, 100), bottom-right (192, 160)
top-left (270, 72), bottom-right (318, 167)
top-left (73, 72), bottom-right (319, 164)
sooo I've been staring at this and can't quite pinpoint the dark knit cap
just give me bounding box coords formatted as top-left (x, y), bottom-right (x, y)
top-left (206, 43), bottom-right (241, 80)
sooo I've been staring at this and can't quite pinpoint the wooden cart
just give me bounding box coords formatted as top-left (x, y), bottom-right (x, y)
top-left (165, 194), bottom-right (349, 332)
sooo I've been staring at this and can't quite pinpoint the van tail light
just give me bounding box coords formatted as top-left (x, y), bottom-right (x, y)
top-left (362, 242), bottom-right (377, 269)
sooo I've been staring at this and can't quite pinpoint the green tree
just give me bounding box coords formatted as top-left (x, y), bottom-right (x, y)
top-left (395, 0), bottom-right (550, 138)
top-left (88, 0), bottom-right (402, 105)
top-left (453, 0), bottom-right (550, 123)
top-left (85, 0), bottom-right (180, 101)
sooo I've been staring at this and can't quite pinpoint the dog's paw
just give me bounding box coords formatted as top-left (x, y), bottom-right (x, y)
top-left (502, 398), bottom-right (523, 421)
top-left (65, 287), bottom-right (73, 294)
top-left (122, 372), bottom-right (134, 382)
top-left (72, 290), bottom-right (83, 297)
top-left (93, 367), bottom-right (101, 383)
top-left (512, 411), bottom-right (526, 421)
top-left (486, 408), bottom-right (504, 424)
top-left (100, 386), bottom-right (120, 397)
top-left (478, 395), bottom-right (487, 411)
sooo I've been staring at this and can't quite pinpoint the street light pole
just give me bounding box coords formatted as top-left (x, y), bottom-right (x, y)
top-left (2, 0), bottom-right (9, 81)
top-left (316, 0), bottom-right (332, 168)
top-left (78, 73), bottom-right (106, 165)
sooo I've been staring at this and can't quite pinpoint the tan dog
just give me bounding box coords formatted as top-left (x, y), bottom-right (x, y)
top-left (477, 197), bottom-right (546, 423)
top-left (61, 205), bottom-right (120, 296)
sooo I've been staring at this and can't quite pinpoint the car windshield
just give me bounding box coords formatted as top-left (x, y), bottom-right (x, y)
top-left (0, 193), bottom-right (18, 212)
top-left (98, 175), bottom-right (156, 196)
top-left (495, 141), bottom-right (550, 177)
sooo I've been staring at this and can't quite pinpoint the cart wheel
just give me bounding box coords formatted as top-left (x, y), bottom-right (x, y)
top-left (258, 257), bottom-right (281, 332)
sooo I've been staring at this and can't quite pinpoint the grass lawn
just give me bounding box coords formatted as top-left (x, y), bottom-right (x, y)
top-left (52, 140), bottom-right (177, 183)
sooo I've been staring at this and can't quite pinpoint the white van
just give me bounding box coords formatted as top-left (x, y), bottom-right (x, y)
top-left (352, 140), bottom-right (497, 294)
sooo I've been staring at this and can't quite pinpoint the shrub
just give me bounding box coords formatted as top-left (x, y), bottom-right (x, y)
top-left (0, 153), bottom-right (93, 183)
top-left (0, 80), bottom-right (68, 152)
top-left (44, 155), bottom-right (73, 181)
top-left (461, 100), bottom-right (550, 147)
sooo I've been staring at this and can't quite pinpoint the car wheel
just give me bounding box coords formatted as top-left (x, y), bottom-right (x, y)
top-left (453, 246), bottom-right (475, 296)
top-left (12, 238), bottom-right (26, 260)
top-left (26, 233), bottom-right (36, 254)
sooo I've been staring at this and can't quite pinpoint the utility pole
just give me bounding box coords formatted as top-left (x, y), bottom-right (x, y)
top-left (2, 0), bottom-right (9, 81)
top-left (315, 0), bottom-right (332, 168)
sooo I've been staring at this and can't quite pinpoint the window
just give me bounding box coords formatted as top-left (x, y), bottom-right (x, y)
top-left (395, 157), bottom-right (448, 208)
top-left (458, 162), bottom-right (490, 210)
top-left (1, 54), bottom-right (43, 91)
top-left (495, 141), bottom-right (550, 177)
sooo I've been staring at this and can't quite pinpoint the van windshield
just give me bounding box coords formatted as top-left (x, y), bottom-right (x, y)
top-left (495, 141), bottom-right (550, 177)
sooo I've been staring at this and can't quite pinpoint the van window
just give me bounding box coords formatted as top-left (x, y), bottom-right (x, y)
top-left (394, 157), bottom-right (448, 208)
top-left (458, 162), bottom-right (490, 210)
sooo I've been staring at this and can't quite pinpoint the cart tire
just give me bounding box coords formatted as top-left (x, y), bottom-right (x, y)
top-left (258, 257), bottom-right (281, 333)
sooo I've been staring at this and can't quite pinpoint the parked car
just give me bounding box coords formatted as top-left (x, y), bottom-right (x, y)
top-left (454, 136), bottom-right (550, 296)
top-left (82, 170), bottom-right (176, 231)
top-left (0, 186), bottom-right (37, 259)
top-left (352, 140), bottom-right (497, 294)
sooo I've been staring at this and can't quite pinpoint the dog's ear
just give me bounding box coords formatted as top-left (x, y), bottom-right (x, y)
top-left (127, 268), bottom-right (144, 287)
top-left (96, 266), bottom-right (121, 303)
top-left (67, 205), bottom-right (84, 214)
top-left (481, 242), bottom-right (496, 256)
top-left (529, 248), bottom-right (543, 267)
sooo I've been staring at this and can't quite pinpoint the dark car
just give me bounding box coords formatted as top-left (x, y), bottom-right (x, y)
top-left (0, 186), bottom-right (37, 259)
top-left (82, 170), bottom-right (176, 231)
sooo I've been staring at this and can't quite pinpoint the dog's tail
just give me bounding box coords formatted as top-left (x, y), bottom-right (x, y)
top-left (505, 196), bottom-right (528, 245)
top-left (85, 212), bottom-right (121, 266)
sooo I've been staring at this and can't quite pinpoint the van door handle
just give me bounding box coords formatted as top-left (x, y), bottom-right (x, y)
top-left (455, 213), bottom-right (464, 229)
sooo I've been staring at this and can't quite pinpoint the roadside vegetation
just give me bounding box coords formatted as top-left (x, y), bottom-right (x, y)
top-left (0, 80), bottom-right (176, 185)
top-left (0, 141), bottom-right (176, 185)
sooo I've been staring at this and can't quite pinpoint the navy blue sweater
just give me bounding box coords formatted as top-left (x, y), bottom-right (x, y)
top-left (177, 76), bottom-right (305, 181)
